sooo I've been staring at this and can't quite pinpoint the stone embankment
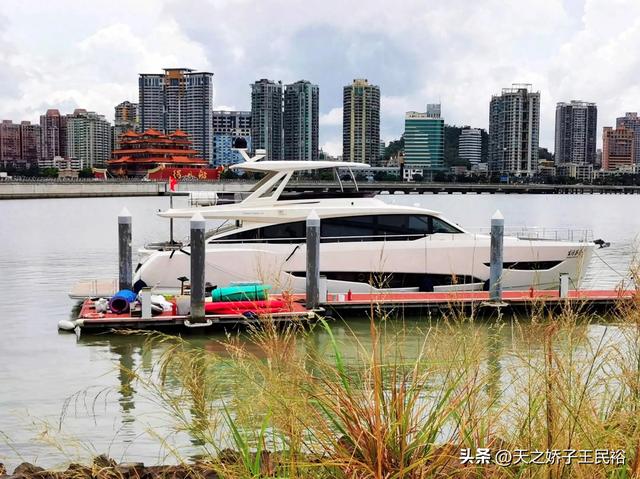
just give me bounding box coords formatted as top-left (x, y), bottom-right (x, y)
top-left (0, 182), bottom-right (168, 199)
top-left (0, 455), bottom-right (223, 479)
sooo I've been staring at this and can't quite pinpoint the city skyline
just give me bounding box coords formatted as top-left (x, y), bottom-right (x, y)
top-left (2, 1), bottom-right (640, 157)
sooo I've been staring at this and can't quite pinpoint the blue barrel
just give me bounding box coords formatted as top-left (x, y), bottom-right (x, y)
top-left (109, 289), bottom-right (138, 314)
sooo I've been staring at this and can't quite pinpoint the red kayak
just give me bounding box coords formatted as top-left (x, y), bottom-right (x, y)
top-left (204, 299), bottom-right (287, 315)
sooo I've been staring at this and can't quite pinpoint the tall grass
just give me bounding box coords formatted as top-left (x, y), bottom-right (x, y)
top-left (105, 290), bottom-right (640, 478)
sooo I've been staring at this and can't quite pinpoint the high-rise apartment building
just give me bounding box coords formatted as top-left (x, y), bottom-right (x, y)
top-left (138, 68), bottom-right (214, 163)
top-left (0, 120), bottom-right (22, 167)
top-left (212, 110), bottom-right (252, 134)
top-left (114, 101), bottom-right (138, 149)
top-left (489, 84), bottom-right (540, 176)
top-left (138, 73), bottom-right (164, 131)
top-left (554, 101), bottom-right (597, 165)
top-left (343, 79), bottom-right (380, 164)
top-left (426, 103), bottom-right (441, 118)
top-left (602, 126), bottom-right (634, 170)
top-left (115, 101), bottom-right (138, 126)
top-left (283, 80), bottom-right (319, 161)
top-left (616, 112), bottom-right (640, 164)
top-left (20, 121), bottom-right (41, 164)
top-left (212, 110), bottom-right (252, 166)
top-left (66, 109), bottom-right (112, 168)
top-left (403, 107), bottom-right (444, 177)
top-left (40, 109), bottom-right (67, 162)
top-left (251, 79), bottom-right (283, 161)
top-left (0, 120), bottom-right (41, 168)
top-left (459, 128), bottom-right (482, 166)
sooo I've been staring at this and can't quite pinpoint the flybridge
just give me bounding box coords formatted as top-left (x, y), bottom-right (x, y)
top-left (223, 148), bottom-right (372, 205)
top-left (159, 149), bottom-right (374, 218)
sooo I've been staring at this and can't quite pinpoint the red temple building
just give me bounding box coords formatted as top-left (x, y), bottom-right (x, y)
top-left (107, 129), bottom-right (220, 180)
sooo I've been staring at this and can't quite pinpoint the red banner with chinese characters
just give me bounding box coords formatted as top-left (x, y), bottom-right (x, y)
top-left (147, 167), bottom-right (222, 181)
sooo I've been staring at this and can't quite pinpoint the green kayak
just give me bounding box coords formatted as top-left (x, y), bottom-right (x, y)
top-left (211, 284), bottom-right (271, 302)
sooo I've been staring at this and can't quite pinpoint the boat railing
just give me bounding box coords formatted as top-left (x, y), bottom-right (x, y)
top-left (471, 226), bottom-right (594, 242)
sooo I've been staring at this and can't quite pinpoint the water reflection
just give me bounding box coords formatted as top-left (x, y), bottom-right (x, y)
top-left (110, 342), bottom-right (136, 416)
top-left (485, 323), bottom-right (503, 405)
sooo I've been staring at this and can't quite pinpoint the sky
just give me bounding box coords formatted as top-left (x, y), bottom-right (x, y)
top-left (2, 0), bottom-right (640, 157)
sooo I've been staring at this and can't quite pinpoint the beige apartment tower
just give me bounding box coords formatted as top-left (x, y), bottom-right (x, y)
top-left (343, 79), bottom-right (380, 164)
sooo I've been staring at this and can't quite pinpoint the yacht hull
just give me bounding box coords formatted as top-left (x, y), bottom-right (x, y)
top-left (134, 234), bottom-right (594, 294)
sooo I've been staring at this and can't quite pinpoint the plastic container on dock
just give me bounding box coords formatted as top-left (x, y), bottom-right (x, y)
top-left (109, 289), bottom-right (138, 314)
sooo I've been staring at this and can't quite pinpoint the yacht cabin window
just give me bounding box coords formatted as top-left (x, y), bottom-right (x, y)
top-left (212, 214), bottom-right (462, 243)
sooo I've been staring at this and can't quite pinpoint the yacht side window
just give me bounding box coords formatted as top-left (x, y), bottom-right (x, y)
top-left (431, 217), bottom-right (462, 234)
top-left (216, 221), bottom-right (306, 242)
top-left (322, 216), bottom-right (376, 239)
top-left (216, 227), bottom-right (260, 241)
top-left (261, 222), bottom-right (305, 240)
top-left (407, 215), bottom-right (431, 235)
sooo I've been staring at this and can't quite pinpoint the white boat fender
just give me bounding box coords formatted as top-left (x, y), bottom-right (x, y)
top-left (58, 319), bottom-right (77, 331)
top-left (94, 297), bottom-right (109, 313)
top-left (150, 294), bottom-right (174, 312)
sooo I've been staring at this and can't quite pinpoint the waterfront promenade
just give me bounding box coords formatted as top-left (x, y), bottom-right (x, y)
top-left (2, 178), bottom-right (640, 199)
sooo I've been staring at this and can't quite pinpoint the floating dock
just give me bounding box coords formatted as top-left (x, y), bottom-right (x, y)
top-left (322, 289), bottom-right (635, 313)
top-left (63, 284), bottom-right (636, 335)
top-left (63, 295), bottom-right (318, 334)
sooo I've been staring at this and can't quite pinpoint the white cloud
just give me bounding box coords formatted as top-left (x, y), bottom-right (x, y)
top-left (319, 107), bottom-right (342, 126)
top-left (321, 140), bottom-right (342, 157)
top-left (214, 105), bottom-right (239, 112)
top-left (2, 0), bottom-right (640, 153)
top-left (0, 6), bottom-right (210, 123)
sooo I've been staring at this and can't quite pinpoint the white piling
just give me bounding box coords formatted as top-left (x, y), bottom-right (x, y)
top-left (169, 192), bottom-right (174, 243)
top-left (559, 273), bottom-right (569, 298)
top-left (489, 210), bottom-right (504, 302)
top-left (118, 207), bottom-right (132, 291)
top-left (140, 287), bottom-right (152, 319)
top-left (190, 212), bottom-right (206, 322)
top-left (306, 210), bottom-right (321, 309)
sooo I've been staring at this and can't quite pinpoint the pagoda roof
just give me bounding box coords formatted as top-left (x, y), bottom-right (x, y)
top-left (108, 156), bottom-right (207, 165)
top-left (142, 128), bottom-right (163, 136)
top-left (170, 129), bottom-right (189, 137)
top-left (112, 148), bottom-right (199, 155)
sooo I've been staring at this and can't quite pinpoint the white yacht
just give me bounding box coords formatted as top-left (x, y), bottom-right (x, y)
top-left (134, 156), bottom-right (594, 295)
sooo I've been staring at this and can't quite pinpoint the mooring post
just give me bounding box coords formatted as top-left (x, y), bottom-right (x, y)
top-left (140, 287), bottom-right (152, 319)
top-left (190, 212), bottom-right (206, 322)
top-left (489, 210), bottom-right (504, 303)
top-left (169, 192), bottom-right (174, 244)
top-left (559, 273), bottom-right (569, 298)
top-left (306, 210), bottom-right (321, 309)
top-left (118, 207), bottom-right (132, 291)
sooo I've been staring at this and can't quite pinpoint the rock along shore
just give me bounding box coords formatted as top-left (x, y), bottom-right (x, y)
top-left (0, 454), bottom-right (229, 479)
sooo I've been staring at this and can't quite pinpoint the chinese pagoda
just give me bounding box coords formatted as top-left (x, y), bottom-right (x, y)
top-left (108, 129), bottom-right (218, 179)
